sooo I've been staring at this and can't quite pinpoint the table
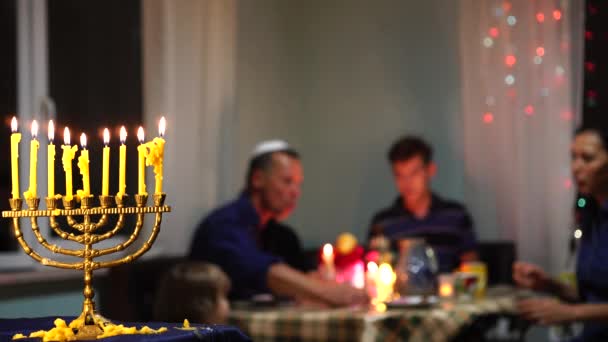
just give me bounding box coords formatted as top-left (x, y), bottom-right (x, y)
top-left (229, 286), bottom-right (529, 342)
top-left (0, 317), bottom-right (251, 342)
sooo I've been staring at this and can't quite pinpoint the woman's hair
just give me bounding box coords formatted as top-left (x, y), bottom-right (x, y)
top-left (575, 125), bottom-right (608, 151)
top-left (153, 261), bottom-right (231, 323)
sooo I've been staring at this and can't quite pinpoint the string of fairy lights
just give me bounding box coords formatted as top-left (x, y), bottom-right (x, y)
top-left (478, 2), bottom-right (592, 249)
top-left (479, 2), bottom-right (570, 125)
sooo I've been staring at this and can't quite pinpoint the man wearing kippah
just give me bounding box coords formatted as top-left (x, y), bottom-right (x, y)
top-left (189, 140), bottom-right (367, 306)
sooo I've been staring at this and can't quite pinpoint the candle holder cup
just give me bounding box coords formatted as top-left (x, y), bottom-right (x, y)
top-left (2, 193), bottom-right (170, 339)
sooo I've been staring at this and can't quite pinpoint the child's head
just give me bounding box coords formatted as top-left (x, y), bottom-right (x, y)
top-left (154, 261), bottom-right (231, 324)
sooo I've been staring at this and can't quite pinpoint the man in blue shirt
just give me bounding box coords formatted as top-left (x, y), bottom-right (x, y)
top-left (368, 136), bottom-right (478, 272)
top-left (190, 140), bottom-right (367, 306)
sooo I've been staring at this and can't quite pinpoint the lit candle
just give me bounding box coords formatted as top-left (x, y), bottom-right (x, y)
top-left (376, 263), bottom-right (396, 303)
top-left (102, 128), bottom-right (110, 196)
top-left (150, 117), bottom-right (166, 194)
top-left (77, 133), bottom-right (90, 196)
top-left (48, 120), bottom-right (55, 197)
top-left (438, 274), bottom-right (455, 299)
top-left (24, 120), bottom-right (40, 199)
top-left (366, 261), bottom-right (379, 299)
top-left (322, 243), bottom-right (335, 266)
top-left (61, 127), bottom-right (78, 201)
top-left (137, 127), bottom-right (147, 195)
top-left (117, 126), bottom-right (127, 198)
top-left (352, 261), bottom-right (366, 289)
top-left (321, 243), bottom-right (336, 280)
top-left (10, 117), bottom-right (21, 199)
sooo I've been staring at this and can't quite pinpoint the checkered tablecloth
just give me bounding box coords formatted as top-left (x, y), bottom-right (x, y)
top-left (229, 286), bottom-right (527, 342)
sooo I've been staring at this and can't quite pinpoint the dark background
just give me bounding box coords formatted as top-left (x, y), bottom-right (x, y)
top-left (0, 0), bottom-right (142, 249)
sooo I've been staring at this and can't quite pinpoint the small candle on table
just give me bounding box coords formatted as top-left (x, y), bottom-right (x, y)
top-left (137, 127), bottom-right (147, 195)
top-left (61, 127), bottom-right (78, 201)
top-left (321, 243), bottom-right (336, 280)
top-left (366, 261), bottom-right (379, 299)
top-left (376, 263), bottom-right (396, 303)
top-left (102, 128), bottom-right (110, 196)
top-left (10, 117), bottom-right (21, 199)
top-left (48, 120), bottom-right (55, 197)
top-left (77, 133), bottom-right (90, 196)
top-left (117, 126), bottom-right (127, 198)
top-left (24, 120), bottom-right (40, 199)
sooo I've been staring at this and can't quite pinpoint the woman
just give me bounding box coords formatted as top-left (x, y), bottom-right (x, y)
top-left (514, 126), bottom-right (608, 340)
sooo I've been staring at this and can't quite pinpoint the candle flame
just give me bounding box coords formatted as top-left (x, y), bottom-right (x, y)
top-left (322, 243), bottom-right (333, 258)
top-left (64, 127), bottom-right (71, 145)
top-left (80, 133), bottom-right (87, 148)
top-left (137, 126), bottom-right (144, 143)
top-left (119, 126), bottom-right (127, 144)
top-left (103, 128), bottom-right (110, 146)
top-left (31, 120), bottom-right (38, 139)
top-left (440, 284), bottom-right (453, 297)
top-left (48, 120), bottom-right (55, 142)
top-left (159, 116), bottom-right (166, 137)
top-left (367, 261), bottom-right (378, 274)
top-left (378, 263), bottom-right (395, 284)
top-left (11, 117), bottom-right (17, 132)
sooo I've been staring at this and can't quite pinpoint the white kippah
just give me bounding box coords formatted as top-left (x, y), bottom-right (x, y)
top-left (251, 139), bottom-right (290, 158)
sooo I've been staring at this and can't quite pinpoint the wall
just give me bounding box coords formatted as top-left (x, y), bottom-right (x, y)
top-left (234, 0), bottom-right (465, 247)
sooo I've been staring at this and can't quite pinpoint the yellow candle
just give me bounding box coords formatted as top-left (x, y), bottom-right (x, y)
top-left (24, 120), bottom-right (40, 199)
top-left (137, 127), bottom-right (147, 195)
top-left (48, 120), bottom-right (55, 197)
top-left (10, 117), bottom-right (21, 199)
top-left (77, 133), bottom-right (90, 196)
top-left (144, 117), bottom-right (166, 194)
top-left (376, 263), bottom-right (396, 303)
top-left (62, 127), bottom-right (78, 201)
top-left (102, 128), bottom-right (110, 196)
top-left (117, 126), bottom-right (127, 198)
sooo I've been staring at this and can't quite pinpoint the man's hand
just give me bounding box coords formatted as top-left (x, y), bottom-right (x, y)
top-left (517, 298), bottom-right (576, 325)
top-left (513, 261), bottom-right (550, 291)
top-left (268, 263), bottom-right (368, 307)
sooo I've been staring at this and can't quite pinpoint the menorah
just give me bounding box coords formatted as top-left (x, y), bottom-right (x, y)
top-left (2, 194), bottom-right (170, 338)
top-left (2, 117), bottom-right (170, 339)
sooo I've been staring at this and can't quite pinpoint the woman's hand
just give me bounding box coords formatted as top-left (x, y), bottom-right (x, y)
top-left (517, 298), bottom-right (577, 325)
top-left (512, 261), bottom-right (550, 291)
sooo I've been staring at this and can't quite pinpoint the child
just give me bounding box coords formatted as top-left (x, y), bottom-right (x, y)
top-left (154, 261), bottom-right (231, 324)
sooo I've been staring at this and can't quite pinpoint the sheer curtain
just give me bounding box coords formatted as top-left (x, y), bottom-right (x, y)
top-left (459, 0), bottom-right (584, 273)
top-left (142, 0), bottom-right (237, 256)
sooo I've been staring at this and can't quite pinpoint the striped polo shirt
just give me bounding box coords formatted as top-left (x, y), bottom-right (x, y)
top-left (368, 194), bottom-right (477, 273)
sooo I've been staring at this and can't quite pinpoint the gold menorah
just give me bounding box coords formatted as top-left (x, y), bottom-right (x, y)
top-left (2, 193), bottom-right (170, 339)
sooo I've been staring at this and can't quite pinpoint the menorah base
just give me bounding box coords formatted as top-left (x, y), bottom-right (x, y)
top-left (75, 324), bottom-right (104, 340)
top-left (71, 311), bottom-right (109, 339)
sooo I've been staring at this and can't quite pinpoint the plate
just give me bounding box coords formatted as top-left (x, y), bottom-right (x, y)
top-left (386, 295), bottom-right (438, 308)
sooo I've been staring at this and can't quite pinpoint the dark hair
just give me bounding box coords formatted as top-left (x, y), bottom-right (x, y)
top-left (245, 149), bottom-right (300, 193)
top-left (575, 125), bottom-right (608, 150)
top-left (153, 262), bottom-right (230, 324)
top-left (388, 136), bottom-right (433, 164)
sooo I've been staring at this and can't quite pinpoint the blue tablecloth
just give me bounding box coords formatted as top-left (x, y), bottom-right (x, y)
top-left (0, 317), bottom-right (251, 342)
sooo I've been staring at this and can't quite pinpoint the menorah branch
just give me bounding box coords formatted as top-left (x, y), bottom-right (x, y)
top-left (30, 216), bottom-right (84, 257)
top-left (93, 213), bottom-right (143, 257)
top-left (9, 199), bottom-right (84, 269)
top-left (96, 195), bottom-right (164, 269)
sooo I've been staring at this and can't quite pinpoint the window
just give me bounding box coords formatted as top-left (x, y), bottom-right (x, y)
top-left (0, 0), bottom-right (143, 261)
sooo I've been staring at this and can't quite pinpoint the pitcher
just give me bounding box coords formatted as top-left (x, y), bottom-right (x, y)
top-left (394, 238), bottom-right (438, 296)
